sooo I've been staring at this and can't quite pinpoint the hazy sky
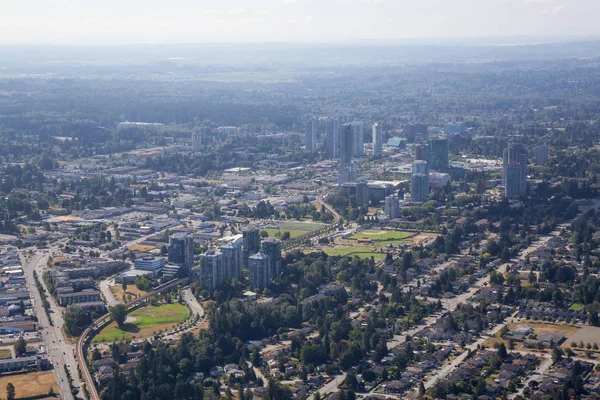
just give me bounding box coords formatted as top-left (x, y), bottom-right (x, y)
top-left (1, 0), bottom-right (599, 45)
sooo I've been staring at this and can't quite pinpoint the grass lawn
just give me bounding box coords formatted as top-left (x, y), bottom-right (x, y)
top-left (0, 371), bottom-right (58, 398)
top-left (306, 246), bottom-right (386, 260)
top-left (569, 303), bottom-right (585, 311)
top-left (0, 349), bottom-right (11, 359)
top-left (349, 230), bottom-right (414, 242)
top-left (262, 221), bottom-right (326, 240)
top-left (93, 303), bottom-right (190, 343)
top-left (127, 244), bottom-right (156, 252)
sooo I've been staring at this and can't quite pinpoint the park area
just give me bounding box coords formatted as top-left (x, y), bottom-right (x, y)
top-left (0, 371), bottom-right (58, 399)
top-left (262, 221), bottom-right (325, 239)
top-left (348, 229), bottom-right (415, 245)
top-left (93, 303), bottom-right (190, 343)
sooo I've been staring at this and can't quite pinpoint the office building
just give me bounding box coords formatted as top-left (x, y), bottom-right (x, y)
top-left (326, 119), bottom-right (339, 158)
top-left (134, 257), bottom-right (165, 277)
top-left (355, 181), bottom-right (369, 206)
top-left (220, 241), bottom-right (242, 282)
top-left (536, 145), bottom-right (548, 166)
top-left (305, 119), bottom-right (317, 152)
top-left (339, 124), bottom-right (357, 184)
top-left (372, 123), bottom-right (383, 156)
top-left (429, 172), bottom-right (451, 188)
top-left (192, 131), bottom-right (202, 152)
top-left (168, 232), bottom-right (194, 275)
top-left (410, 174), bottom-right (429, 202)
top-left (242, 227), bottom-right (261, 268)
top-left (428, 137), bottom-right (449, 170)
top-left (414, 143), bottom-right (430, 163)
top-left (249, 252), bottom-right (271, 290)
top-left (385, 194), bottom-right (401, 219)
top-left (351, 121), bottom-right (364, 156)
top-left (412, 160), bottom-right (429, 175)
top-left (199, 250), bottom-right (223, 290)
top-left (502, 143), bottom-right (528, 198)
top-left (262, 238), bottom-right (282, 278)
top-left (403, 123), bottom-right (428, 142)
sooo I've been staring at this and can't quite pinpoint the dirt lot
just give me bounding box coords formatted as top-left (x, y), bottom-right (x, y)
top-left (110, 285), bottom-right (148, 302)
top-left (0, 371), bottom-right (58, 398)
top-left (484, 320), bottom-right (580, 350)
top-left (565, 326), bottom-right (600, 347)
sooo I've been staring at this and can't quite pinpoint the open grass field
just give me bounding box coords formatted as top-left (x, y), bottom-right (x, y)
top-left (110, 285), bottom-right (149, 302)
top-left (93, 303), bottom-right (190, 343)
top-left (0, 349), bottom-right (11, 359)
top-left (0, 371), bottom-right (58, 398)
top-left (569, 303), bottom-right (585, 311)
top-left (349, 230), bottom-right (414, 242)
top-left (305, 246), bottom-right (386, 260)
top-left (263, 221), bottom-right (325, 239)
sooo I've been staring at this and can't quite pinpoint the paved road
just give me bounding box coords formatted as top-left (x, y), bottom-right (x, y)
top-left (317, 372), bottom-right (347, 398)
top-left (182, 288), bottom-right (204, 318)
top-left (99, 278), bottom-right (119, 307)
top-left (20, 250), bottom-right (80, 400)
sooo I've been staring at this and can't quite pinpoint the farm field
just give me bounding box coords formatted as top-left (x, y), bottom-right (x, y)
top-left (93, 303), bottom-right (190, 343)
top-left (0, 371), bottom-right (58, 398)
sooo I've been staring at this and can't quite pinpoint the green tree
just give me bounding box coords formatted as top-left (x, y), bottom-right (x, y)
top-left (6, 383), bottom-right (14, 400)
top-left (14, 337), bottom-right (26, 357)
top-left (110, 304), bottom-right (127, 328)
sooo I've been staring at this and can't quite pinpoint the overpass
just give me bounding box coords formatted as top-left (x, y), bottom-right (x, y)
top-left (76, 278), bottom-right (188, 400)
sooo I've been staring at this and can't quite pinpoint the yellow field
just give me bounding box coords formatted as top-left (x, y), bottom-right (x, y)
top-left (0, 371), bottom-right (59, 398)
top-left (54, 215), bottom-right (83, 221)
top-left (128, 244), bottom-right (156, 252)
top-left (484, 320), bottom-right (580, 350)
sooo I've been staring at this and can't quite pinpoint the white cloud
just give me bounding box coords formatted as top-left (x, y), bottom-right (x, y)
top-left (543, 5), bottom-right (564, 14)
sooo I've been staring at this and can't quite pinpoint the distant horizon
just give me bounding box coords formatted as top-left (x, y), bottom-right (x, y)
top-left (1, 34), bottom-right (600, 48)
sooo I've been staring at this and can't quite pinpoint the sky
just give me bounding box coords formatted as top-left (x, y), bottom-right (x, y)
top-left (1, 0), bottom-right (599, 45)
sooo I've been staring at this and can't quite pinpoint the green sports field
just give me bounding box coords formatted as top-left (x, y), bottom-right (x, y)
top-left (349, 230), bottom-right (414, 242)
top-left (262, 221), bottom-right (325, 240)
top-left (93, 303), bottom-right (190, 343)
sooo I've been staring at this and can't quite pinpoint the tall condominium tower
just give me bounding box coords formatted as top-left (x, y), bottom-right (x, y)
top-left (305, 118), bottom-right (317, 152)
top-left (326, 119), bottom-right (339, 158)
top-left (372, 123), bottom-right (383, 156)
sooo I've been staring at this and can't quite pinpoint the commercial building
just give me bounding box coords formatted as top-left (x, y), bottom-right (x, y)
top-left (168, 232), bottom-right (194, 275)
top-left (428, 137), bottom-right (449, 170)
top-left (503, 143), bottom-right (528, 197)
top-left (192, 131), bottom-right (202, 152)
top-left (385, 194), bottom-right (401, 219)
top-left (199, 250), bottom-right (223, 290)
top-left (351, 121), bottom-right (364, 156)
top-left (162, 264), bottom-right (181, 280)
top-left (403, 123), bottom-right (428, 142)
top-left (242, 227), bottom-right (262, 268)
top-left (220, 240), bottom-right (242, 282)
top-left (444, 123), bottom-right (466, 134)
top-left (249, 252), bottom-right (271, 289)
top-left (262, 238), bottom-right (282, 278)
top-left (372, 123), bottom-right (383, 156)
top-left (412, 160), bottom-right (429, 175)
top-left (326, 118), bottom-right (339, 158)
top-left (410, 173), bottom-right (429, 202)
top-left (429, 172), bottom-right (451, 188)
top-left (134, 257), bottom-right (165, 277)
top-left (536, 145), bottom-right (548, 166)
top-left (305, 119), bottom-right (317, 152)
top-left (0, 356), bottom-right (46, 373)
top-left (115, 269), bottom-right (154, 284)
top-left (414, 143), bottom-right (429, 162)
top-left (355, 181), bottom-right (369, 206)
